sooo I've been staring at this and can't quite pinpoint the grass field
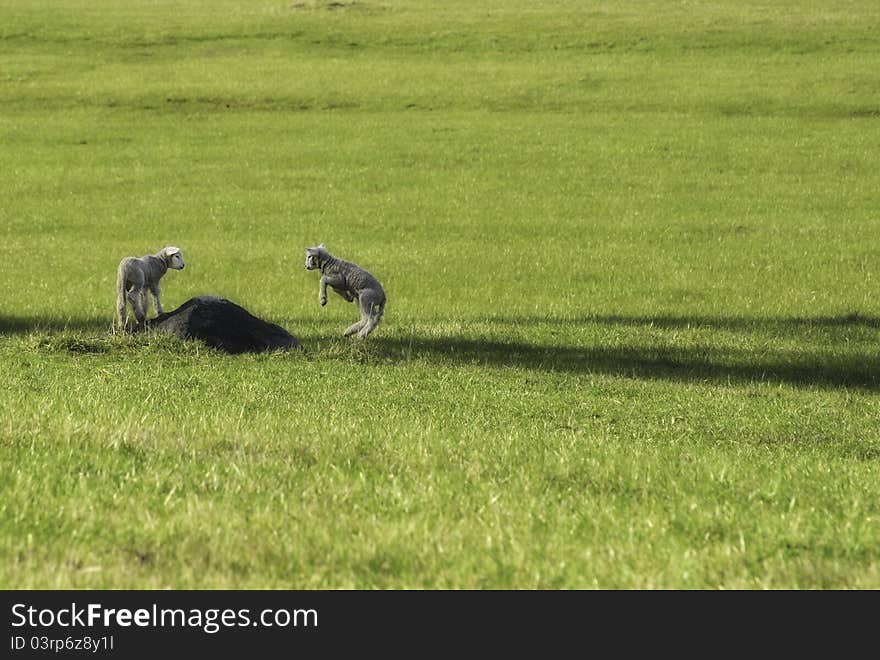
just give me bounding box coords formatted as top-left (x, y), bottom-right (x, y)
top-left (2, 0), bottom-right (880, 588)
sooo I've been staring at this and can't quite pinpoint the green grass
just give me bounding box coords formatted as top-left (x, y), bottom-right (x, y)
top-left (2, 0), bottom-right (880, 588)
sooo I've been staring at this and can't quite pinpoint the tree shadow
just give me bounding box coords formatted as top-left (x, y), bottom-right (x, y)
top-left (0, 315), bottom-right (112, 335)
top-left (487, 312), bottom-right (880, 331)
top-left (4, 311), bottom-right (879, 390)
top-left (594, 312), bottom-right (880, 331)
top-left (378, 332), bottom-right (880, 391)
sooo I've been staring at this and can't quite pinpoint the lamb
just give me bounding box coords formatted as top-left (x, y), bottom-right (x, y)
top-left (115, 246), bottom-right (185, 328)
top-left (305, 244), bottom-right (386, 338)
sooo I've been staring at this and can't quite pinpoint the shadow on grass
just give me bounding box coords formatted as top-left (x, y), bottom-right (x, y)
top-left (0, 315), bottom-right (111, 335)
top-left (378, 335), bottom-right (880, 391)
top-left (4, 312), bottom-right (879, 390)
top-left (596, 312), bottom-right (880, 331)
top-left (488, 312), bottom-right (880, 331)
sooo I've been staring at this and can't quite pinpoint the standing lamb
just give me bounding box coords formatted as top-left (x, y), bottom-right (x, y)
top-left (116, 246), bottom-right (185, 328)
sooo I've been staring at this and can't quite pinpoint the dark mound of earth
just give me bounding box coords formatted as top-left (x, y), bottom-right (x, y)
top-left (146, 296), bottom-right (298, 354)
